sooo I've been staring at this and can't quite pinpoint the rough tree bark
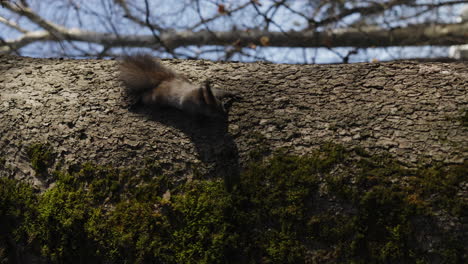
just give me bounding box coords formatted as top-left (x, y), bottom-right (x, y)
top-left (0, 54), bottom-right (466, 189)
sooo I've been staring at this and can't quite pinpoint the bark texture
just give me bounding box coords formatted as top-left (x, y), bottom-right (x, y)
top-left (0, 55), bottom-right (466, 188)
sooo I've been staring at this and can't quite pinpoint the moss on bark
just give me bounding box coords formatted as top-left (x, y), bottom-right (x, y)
top-left (0, 143), bottom-right (466, 263)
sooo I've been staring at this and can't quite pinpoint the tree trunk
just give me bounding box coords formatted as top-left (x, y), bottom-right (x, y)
top-left (0, 55), bottom-right (466, 189)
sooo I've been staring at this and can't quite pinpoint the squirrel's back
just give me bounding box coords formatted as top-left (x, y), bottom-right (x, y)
top-left (119, 54), bottom-right (228, 118)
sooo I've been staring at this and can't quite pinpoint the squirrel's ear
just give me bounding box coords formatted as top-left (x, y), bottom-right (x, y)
top-left (202, 80), bottom-right (217, 106)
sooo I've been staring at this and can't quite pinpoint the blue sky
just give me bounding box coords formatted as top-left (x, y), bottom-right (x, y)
top-left (0, 0), bottom-right (465, 63)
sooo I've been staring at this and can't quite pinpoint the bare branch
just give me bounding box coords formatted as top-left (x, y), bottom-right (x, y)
top-left (316, 0), bottom-right (415, 27)
top-left (1, 0), bottom-right (467, 61)
top-left (0, 16), bottom-right (29, 33)
top-left (409, 0), bottom-right (468, 9)
top-left (0, 30), bottom-right (51, 52)
top-left (189, 2), bottom-right (251, 30)
top-left (2, 2), bottom-right (68, 34)
top-left (142, 0), bottom-right (176, 57)
top-left (114, 0), bottom-right (163, 31)
top-left (1, 21), bottom-right (467, 53)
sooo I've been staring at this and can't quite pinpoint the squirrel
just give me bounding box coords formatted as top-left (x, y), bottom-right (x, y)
top-left (119, 54), bottom-right (229, 118)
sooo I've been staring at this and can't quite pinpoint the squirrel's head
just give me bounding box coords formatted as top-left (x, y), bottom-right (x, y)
top-left (199, 80), bottom-right (227, 118)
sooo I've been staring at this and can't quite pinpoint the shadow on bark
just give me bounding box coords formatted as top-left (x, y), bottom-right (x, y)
top-left (130, 103), bottom-right (240, 191)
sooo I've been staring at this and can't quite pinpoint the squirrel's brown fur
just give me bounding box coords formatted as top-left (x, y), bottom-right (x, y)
top-left (119, 54), bottom-right (227, 118)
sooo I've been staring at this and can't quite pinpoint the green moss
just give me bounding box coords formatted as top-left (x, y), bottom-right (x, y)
top-left (0, 177), bottom-right (38, 262)
top-left (307, 214), bottom-right (355, 244)
top-left (234, 155), bottom-right (322, 262)
top-left (0, 143), bottom-right (466, 263)
top-left (86, 201), bottom-right (172, 263)
top-left (26, 143), bottom-right (55, 176)
top-left (351, 185), bottom-right (418, 261)
top-left (35, 184), bottom-right (98, 262)
top-left (407, 163), bottom-right (465, 216)
top-left (320, 148), bottom-right (466, 262)
top-left (247, 132), bottom-right (270, 161)
top-left (171, 181), bottom-right (236, 263)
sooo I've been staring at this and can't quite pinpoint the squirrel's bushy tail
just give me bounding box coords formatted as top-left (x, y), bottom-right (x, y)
top-left (119, 54), bottom-right (175, 94)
